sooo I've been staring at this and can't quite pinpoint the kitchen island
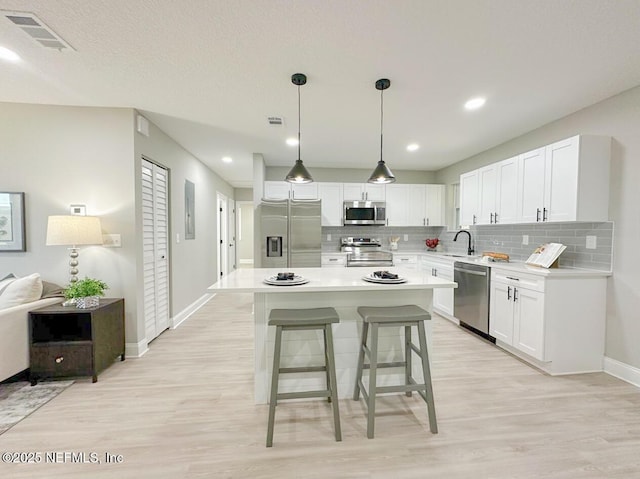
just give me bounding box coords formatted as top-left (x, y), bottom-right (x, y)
top-left (207, 267), bottom-right (456, 403)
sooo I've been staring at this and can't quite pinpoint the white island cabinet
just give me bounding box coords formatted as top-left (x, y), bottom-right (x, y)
top-left (208, 267), bottom-right (456, 403)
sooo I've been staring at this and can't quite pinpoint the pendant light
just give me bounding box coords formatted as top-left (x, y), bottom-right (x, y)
top-left (368, 78), bottom-right (396, 184)
top-left (285, 73), bottom-right (313, 183)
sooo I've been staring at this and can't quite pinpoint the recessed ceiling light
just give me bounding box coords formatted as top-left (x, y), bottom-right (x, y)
top-left (464, 97), bottom-right (486, 110)
top-left (0, 46), bottom-right (20, 63)
top-left (407, 143), bottom-right (419, 152)
top-left (222, 156), bottom-right (232, 163)
top-left (286, 138), bottom-right (299, 146)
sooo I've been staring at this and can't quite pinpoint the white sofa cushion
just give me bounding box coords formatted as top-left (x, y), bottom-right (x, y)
top-left (0, 273), bottom-right (17, 295)
top-left (0, 273), bottom-right (43, 310)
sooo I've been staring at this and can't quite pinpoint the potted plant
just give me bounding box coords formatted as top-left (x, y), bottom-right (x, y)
top-left (64, 277), bottom-right (109, 309)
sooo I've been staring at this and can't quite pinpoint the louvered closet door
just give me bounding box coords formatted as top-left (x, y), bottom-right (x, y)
top-left (141, 159), bottom-right (170, 343)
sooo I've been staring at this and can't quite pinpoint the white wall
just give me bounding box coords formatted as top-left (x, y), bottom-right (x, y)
top-left (133, 113), bottom-right (235, 322)
top-left (0, 103), bottom-right (138, 343)
top-left (435, 85), bottom-right (640, 370)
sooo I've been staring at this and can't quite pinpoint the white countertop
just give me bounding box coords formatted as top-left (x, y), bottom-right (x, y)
top-left (323, 250), bottom-right (611, 278)
top-left (208, 267), bottom-right (457, 293)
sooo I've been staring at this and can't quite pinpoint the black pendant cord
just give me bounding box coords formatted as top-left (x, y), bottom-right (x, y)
top-left (380, 88), bottom-right (384, 163)
top-left (298, 83), bottom-right (301, 162)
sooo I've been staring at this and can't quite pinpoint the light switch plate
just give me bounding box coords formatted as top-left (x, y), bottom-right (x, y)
top-left (404, 234), bottom-right (408, 241)
top-left (102, 234), bottom-right (121, 247)
top-left (586, 235), bottom-right (597, 249)
top-left (176, 233), bottom-right (180, 244)
top-left (327, 234), bottom-right (331, 241)
top-left (522, 235), bottom-right (529, 245)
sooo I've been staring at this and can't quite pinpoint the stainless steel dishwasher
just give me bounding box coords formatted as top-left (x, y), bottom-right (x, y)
top-left (453, 261), bottom-right (494, 341)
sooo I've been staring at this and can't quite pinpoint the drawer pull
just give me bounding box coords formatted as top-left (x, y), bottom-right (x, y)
top-left (329, 258), bottom-right (338, 261)
top-left (506, 276), bottom-right (520, 281)
top-left (55, 356), bottom-right (64, 364)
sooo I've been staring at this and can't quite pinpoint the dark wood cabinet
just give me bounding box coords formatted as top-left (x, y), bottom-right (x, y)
top-left (29, 298), bottom-right (125, 385)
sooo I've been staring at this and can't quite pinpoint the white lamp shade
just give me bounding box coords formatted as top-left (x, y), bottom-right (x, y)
top-left (46, 215), bottom-right (103, 246)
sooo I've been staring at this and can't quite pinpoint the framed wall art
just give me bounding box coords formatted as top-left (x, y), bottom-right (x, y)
top-left (185, 180), bottom-right (195, 240)
top-left (0, 192), bottom-right (26, 252)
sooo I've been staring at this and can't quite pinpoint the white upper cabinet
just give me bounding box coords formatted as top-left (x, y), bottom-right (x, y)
top-left (263, 181), bottom-right (291, 199)
top-left (291, 183), bottom-right (318, 199)
top-left (516, 147), bottom-right (546, 223)
top-left (460, 134), bottom-right (611, 225)
top-left (477, 164), bottom-right (498, 225)
top-left (408, 184), bottom-right (427, 226)
top-left (385, 184), bottom-right (411, 226)
top-left (495, 156), bottom-right (520, 224)
top-left (317, 182), bottom-right (343, 226)
top-left (263, 181), bottom-right (318, 200)
top-left (383, 184), bottom-right (446, 227)
top-left (424, 184), bottom-right (445, 226)
top-left (459, 170), bottom-right (479, 226)
top-left (342, 183), bottom-right (386, 201)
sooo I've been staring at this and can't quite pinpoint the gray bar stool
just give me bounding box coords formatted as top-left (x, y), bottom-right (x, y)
top-left (266, 307), bottom-right (342, 447)
top-left (353, 304), bottom-right (437, 438)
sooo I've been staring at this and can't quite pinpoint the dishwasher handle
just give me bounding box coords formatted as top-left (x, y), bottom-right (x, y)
top-left (454, 267), bottom-right (487, 277)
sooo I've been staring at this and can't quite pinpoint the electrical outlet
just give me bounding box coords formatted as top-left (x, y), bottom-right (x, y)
top-left (522, 235), bottom-right (529, 245)
top-left (586, 235), bottom-right (597, 249)
top-left (102, 234), bottom-right (122, 248)
top-left (327, 234), bottom-right (331, 241)
top-left (176, 233), bottom-right (180, 244)
top-left (404, 234), bottom-right (408, 241)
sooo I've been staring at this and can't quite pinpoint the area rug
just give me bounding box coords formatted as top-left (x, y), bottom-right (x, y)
top-left (0, 380), bottom-right (73, 435)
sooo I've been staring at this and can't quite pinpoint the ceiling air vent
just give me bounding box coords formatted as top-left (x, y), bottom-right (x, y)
top-left (267, 116), bottom-right (284, 126)
top-left (2, 11), bottom-right (74, 51)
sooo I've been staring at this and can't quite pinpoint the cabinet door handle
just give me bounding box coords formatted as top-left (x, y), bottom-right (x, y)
top-left (426, 218), bottom-right (429, 226)
top-left (490, 213), bottom-right (494, 224)
top-left (543, 207), bottom-right (548, 222)
top-left (423, 218), bottom-right (425, 226)
top-left (494, 212), bottom-right (498, 223)
top-left (536, 208), bottom-right (541, 222)
top-left (473, 214), bottom-right (477, 225)
top-left (507, 286), bottom-right (511, 300)
top-left (506, 276), bottom-right (520, 281)
top-left (434, 269), bottom-right (437, 277)
top-left (513, 287), bottom-right (518, 302)
top-left (329, 258), bottom-right (338, 262)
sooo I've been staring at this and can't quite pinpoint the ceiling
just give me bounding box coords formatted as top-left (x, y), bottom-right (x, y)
top-left (1, 1), bottom-right (640, 188)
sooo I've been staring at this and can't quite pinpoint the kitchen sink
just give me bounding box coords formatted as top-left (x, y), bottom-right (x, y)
top-left (442, 254), bottom-right (466, 258)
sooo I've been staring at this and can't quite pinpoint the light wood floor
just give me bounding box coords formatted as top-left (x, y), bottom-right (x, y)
top-left (1, 292), bottom-right (640, 478)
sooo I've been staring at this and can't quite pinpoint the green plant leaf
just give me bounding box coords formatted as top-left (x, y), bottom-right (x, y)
top-left (64, 277), bottom-right (109, 299)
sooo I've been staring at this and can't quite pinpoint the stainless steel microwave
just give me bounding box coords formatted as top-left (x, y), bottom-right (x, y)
top-left (343, 201), bottom-right (386, 225)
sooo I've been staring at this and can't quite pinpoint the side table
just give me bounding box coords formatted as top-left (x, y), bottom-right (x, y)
top-left (29, 298), bottom-right (125, 385)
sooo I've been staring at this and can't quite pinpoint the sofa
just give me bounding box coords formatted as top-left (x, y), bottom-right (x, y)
top-left (0, 273), bottom-right (64, 382)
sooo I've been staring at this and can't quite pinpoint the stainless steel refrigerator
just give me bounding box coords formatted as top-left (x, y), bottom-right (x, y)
top-left (259, 198), bottom-right (321, 268)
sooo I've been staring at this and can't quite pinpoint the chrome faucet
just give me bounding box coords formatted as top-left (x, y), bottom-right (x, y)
top-left (453, 230), bottom-right (474, 256)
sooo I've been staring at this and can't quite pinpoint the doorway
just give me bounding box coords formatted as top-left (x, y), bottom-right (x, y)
top-left (217, 193), bottom-right (228, 279)
top-left (236, 201), bottom-right (254, 268)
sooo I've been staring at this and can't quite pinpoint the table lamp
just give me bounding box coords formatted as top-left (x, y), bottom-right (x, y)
top-left (46, 215), bottom-right (103, 283)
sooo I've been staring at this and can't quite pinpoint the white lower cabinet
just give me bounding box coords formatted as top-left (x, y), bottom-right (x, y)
top-left (321, 254), bottom-right (346, 267)
top-left (490, 273), bottom-right (545, 360)
top-left (420, 256), bottom-right (454, 317)
top-left (394, 254), bottom-right (417, 270)
top-left (489, 267), bottom-right (607, 374)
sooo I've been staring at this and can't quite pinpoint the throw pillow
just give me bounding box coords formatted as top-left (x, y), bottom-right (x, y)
top-left (0, 273), bottom-right (17, 296)
top-left (0, 273), bottom-right (43, 309)
top-left (41, 280), bottom-right (66, 299)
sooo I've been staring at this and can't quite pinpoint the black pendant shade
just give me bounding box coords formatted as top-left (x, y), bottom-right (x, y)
top-left (285, 73), bottom-right (313, 184)
top-left (368, 78), bottom-right (396, 184)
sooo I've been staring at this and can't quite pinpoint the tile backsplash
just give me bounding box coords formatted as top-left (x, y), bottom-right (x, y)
top-left (322, 222), bottom-right (613, 271)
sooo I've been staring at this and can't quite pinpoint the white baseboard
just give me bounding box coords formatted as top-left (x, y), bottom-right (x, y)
top-left (125, 339), bottom-right (149, 358)
top-left (239, 259), bottom-right (253, 265)
top-left (604, 356), bottom-right (640, 388)
top-left (171, 293), bottom-right (215, 329)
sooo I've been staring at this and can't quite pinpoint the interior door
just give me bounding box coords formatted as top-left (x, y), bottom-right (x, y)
top-left (228, 199), bottom-right (236, 271)
top-left (141, 158), bottom-right (170, 343)
top-left (217, 193), bottom-right (228, 278)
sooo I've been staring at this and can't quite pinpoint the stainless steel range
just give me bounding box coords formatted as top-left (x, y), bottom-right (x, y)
top-left (341, 237), bottom-right (394, 267)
